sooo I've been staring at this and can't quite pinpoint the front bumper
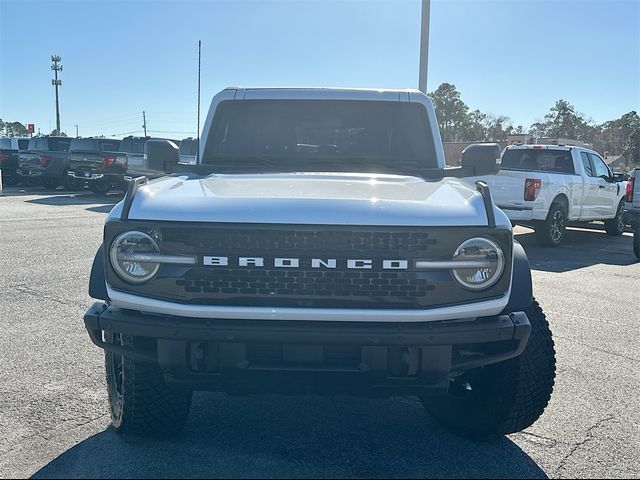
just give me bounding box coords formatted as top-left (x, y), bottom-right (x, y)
top-left (18, 167), bottom-right (43, 178)
top-left (84, 302), bottom-right (531, 396)
top-left (67, 171), bottom-right (130, 182)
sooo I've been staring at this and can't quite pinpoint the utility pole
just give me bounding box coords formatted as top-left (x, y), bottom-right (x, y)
top-left (142, 111), bottom-right (148, 137)
top-left (418, 0), bottom-right (431, 94)
top-left (51, 55), bottom-right (63, 134)
top-left (197, 40), bottom-right (201, 161)
top-left (75, 124), bottom-right (79, 138)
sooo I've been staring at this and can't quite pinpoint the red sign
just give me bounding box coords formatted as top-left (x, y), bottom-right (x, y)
top-left (27, 123), bottom-right (35, 134)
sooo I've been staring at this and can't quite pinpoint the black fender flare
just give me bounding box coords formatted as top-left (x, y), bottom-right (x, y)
top-left (501, 240), bottom-right (533, 314)
top-left (89, 244), bottom-right (109, 301)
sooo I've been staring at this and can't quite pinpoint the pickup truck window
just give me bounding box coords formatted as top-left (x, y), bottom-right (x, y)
top-left (35, 137), bottom-right (71, 152)
top-left (580, 152), bottom-right (593, 176)
top-left (98, 139), bottom-right (121, 152)
top-left (180, 139), bottom-right (198, 156)
top-left (202, 100), bottom-right (438, 176)
top-left (501, 149), bottom-right (575, 174)
top-left (18, 139), bottom-right (29, 150)
top-left (590, 153), bottom-right (610, 179)
top-left (0, 138), bottom-right (11, 149)
top-left (120, 138), bottom-right (147, 154)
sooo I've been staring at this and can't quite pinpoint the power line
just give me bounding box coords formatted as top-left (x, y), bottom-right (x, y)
top-left (148, 129), bottom-right (196, 134)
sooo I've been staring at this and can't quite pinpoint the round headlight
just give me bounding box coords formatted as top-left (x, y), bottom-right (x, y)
top-left (451, 237), bottom-right (505, 291)
top-left (110, 231), bottom-right (160, 284)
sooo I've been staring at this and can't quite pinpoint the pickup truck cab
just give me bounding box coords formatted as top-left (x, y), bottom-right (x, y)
top-left (0, 137), bottom-right (30, 186)
top-left (84, 87), bottom-right (556, 440)
top-left (67, 138), bottom-right (128, 194)
top-left (470, 144), bottom-right (627, 246)
top-left (18, 136), bottom-right (72, 189)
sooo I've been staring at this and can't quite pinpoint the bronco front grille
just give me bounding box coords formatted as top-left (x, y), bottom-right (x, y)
top-left (105, 222), bottom-right (512, 309)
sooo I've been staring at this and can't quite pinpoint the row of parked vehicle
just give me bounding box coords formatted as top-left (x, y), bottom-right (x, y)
top-left (0, 135), bottom-right (199, 194)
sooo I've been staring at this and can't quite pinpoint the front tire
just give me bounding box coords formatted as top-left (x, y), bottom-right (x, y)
top-left (421, 300), bottom-right (556, 440)
top-left (604, 201), bottom-right (625, 236)
top-left (105, 332), bottom-right (193, 437)
top-left (535, 203), bottom-right (566, 247)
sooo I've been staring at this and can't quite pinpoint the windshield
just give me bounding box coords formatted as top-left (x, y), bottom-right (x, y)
top-left (202, 100), bottom-right (438, 176)
top-left (501, 149), bottom-right (575, 174)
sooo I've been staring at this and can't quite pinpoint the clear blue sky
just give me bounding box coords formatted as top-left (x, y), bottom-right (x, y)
top-left (1, 0), bottom-right (638, 138)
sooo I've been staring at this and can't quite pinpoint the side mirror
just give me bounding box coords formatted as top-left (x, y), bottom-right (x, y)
top-left (460, 143), bottom-right (501, 176)
top-left (144, 139), bottom-right (179, 173)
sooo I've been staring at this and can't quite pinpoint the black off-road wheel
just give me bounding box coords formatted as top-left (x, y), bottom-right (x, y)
top-left (535, 203), bottom-right (566, 247)
top-left (89, 180), bottom-right (111, 195)
top-left (604, 201), bottom-right (625, 236)
top-left (42, 176), bottom-right (61, 190)
top-left (105, 332), bottom-right (193, 437)
top-left (421, 300), bottom-right (556, 440)
top-left (634, 228), bottom-right (639, 260)
top-left (1, 172), bottom-right (19, 187)
top-left (65, 176), bottom-right (85, 191)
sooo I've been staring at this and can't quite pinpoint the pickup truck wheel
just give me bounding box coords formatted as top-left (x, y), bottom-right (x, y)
top-left (64, 176), bottom-right (85, 191)
top-left (42, 177), bottom-right (60, 190)
top-left (89, 180), bottom-right (111, 195)
top-left (634, 228), bottom-right (640, 259)
top-left (420, 300), bottom-right (556, 440)
top-left (535, 204), bottom-right (566, 247)
top-left (1, 174), bottom-right (19, 187)
top-left (604, 201), bottom-right (625, 236)
top-left (105, 332), bottom-right (193, 437)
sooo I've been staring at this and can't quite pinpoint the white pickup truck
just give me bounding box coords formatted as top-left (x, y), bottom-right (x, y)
top-left (470, 144), bottom-right (628, 246)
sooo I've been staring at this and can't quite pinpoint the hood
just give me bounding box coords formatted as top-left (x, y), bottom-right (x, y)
top-left (110, 172), bottom-right (503, 227)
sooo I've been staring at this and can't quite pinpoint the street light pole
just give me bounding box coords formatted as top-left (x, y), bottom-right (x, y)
top-left (418, 0), bottom-right (431, 94)
top-left (51, 55), bottom-right (63, 134)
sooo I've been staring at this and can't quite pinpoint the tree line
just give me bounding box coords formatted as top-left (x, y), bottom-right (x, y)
top-left (0, 120), bottom-right (66, 137)
top-left (2, 87), bottom-right (639, 164)
top-left (428, 83), bottom-right (639, 164)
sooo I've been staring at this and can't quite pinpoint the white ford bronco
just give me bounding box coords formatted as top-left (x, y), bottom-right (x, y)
top-left (84, 87), bottom-right (556, 439)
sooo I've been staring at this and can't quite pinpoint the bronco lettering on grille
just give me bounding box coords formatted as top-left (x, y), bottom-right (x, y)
top-left (203, 256), bottom-right (409, 270)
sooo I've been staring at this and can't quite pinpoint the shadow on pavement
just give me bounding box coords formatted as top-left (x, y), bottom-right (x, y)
top-left (32, 393), bottom-right (546, 479)
top-left (25, 193), bottom-right (121, 209)
top-left (516, 227), bottom-right (637, 272)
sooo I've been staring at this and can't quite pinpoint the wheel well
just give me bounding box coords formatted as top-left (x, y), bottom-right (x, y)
top-left (551, 194), bottom-right (569, 215)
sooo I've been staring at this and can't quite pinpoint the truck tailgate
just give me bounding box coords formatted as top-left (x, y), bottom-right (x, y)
top-left (471, 170), bottom-right (528, 208)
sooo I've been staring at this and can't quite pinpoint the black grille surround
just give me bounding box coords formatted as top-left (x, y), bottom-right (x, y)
top-left (105, 222), bottom-right (512, 309)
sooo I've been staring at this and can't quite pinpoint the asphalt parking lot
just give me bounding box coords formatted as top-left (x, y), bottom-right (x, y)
top-left (0, 186), bottom-right (638, 479)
